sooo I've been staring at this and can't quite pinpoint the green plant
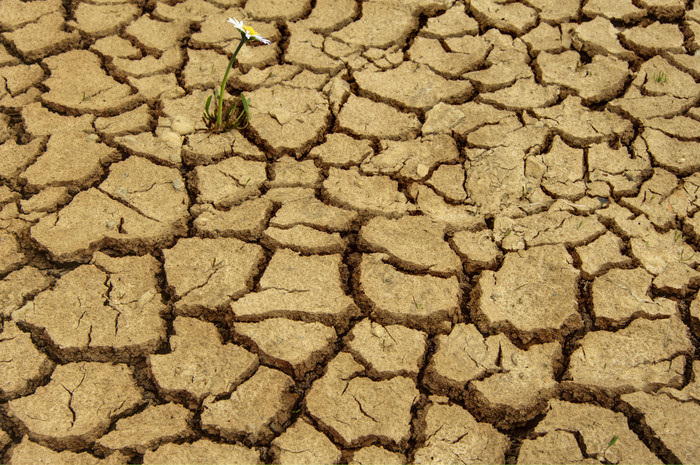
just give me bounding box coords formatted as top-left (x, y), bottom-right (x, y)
top-left (202, 18), bottom-right (270, 133)
top-left (653, 69), bottom-right (668, 84)
top-left (601, 435), bottom-right (619, 462)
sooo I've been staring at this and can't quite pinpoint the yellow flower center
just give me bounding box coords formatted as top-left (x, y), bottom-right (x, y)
top-left (243, 25), bottom-right (257, 36)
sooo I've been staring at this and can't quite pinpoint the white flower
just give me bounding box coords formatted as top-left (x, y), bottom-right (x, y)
top-left (227, 18), bottom-right (271, 44)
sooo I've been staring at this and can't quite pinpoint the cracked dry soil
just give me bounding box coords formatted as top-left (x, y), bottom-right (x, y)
top-left (1, 0), bottom-right (700, 463)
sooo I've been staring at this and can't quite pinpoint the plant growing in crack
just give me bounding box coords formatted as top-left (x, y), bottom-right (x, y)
top-left (202, 18), bottom-right (270, 133)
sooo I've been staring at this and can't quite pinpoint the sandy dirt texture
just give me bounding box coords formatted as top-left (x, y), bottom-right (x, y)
top-left (1, 0), bottom-right (700, 463)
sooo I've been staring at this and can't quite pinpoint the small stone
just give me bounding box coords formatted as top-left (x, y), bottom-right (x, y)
top-left (170, 116), bottom-right (195, 135)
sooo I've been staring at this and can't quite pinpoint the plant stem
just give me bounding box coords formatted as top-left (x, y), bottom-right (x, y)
top-left (216, 34), bottom-right (247, 127)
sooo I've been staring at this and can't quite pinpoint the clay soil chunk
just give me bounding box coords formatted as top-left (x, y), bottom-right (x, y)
top-left (298, 0), bottom-right (356, 33)
top-left (21, 103), bottom-right (95, 137)
top-left (15, 253), bottom-right (166, 359)
top-left (262, 225), bottom-right (346, 254)
top-left (531, 400), bottom-right (662, 464)
top-left (8, 437), bottom-right (129, 465)
top-left (247, 85), bottom-right (330, 155)
top-left (192, 156), bottom-right (267, 208)
top-left (308, 134), bottom-right (373, 167)
top-left (271, 197), bottom-right (358, 232)
top-left (533, 96), bottom-right (633, 147)
top-left (355, 62), bottom-right (472, 112)
top-left (194, 198), bottom-right (273, 241)
top-left (587, 141), bottom-right (651, 196)
top-left (538, 135), bottom-right (585, 199)
top-left (423, 101), bottom-right (512, 137)
top-left (149, 317), bottom-right (258, 403)
top-left (622, 391), bottom-right (700, 463)
top-left (517, 430), bottom-right (598, 464)
top-left (323, 167), bottom-right (412, 218)
top-left (234, 318), bottom-right (336, 378)
top-left (495, 210), bottom-right (606, 251)
top-left (270, 418), bottom-right (341, 465)
top-left (470, 0), bottom-right (537, 35)
top-left (426, 324), bottom-right (562, 425)
top-left (359, 216), bottom-right (461, 275)
top-left (347, 318), bottom-right (427, 378)
top-left (0, 321), bottom-right (54, 399)
top-left (357, 254), bottom-right (460, 330)
top-left (7, 362), bottom-right (143, 449)
top-left (422, 3), bottom-right (479, 38)
top-left (474, 244), bottom-right (582, 344)
top-left (338, 95), bottom-right (421, 141)
top-left (285, 25), bottom-right (343, 74)
top-left (414, 398), bottom-right (508, 464)
top-left (143, 439), bottom-right (261, 465)
top-left (622, 22), bottom-right (685, 57)
top-left (2, 13), bottom-right (79, 61)
top-left (617, 216), bottom-right (700, 279)
top-left (163, 237), bottom-right (264, 316)
top-left (42, 50), bottom-right (140, 115)
top-left (115, 132), bottom-right (182, 167)
top-left (408, 36), bottom-right (490, 78)
top-left (572, 16), bottom-right (635, 60)
top-left (306, 352), bottom-right (419, 447)
top-left (71, 3), bottom-right (139, 37)
top-left (479, 79), bottom-right (560, 111)
top-left (566, 316), bottom-right (692, 393)
top-left (642, 128), bottom-right (700, 176)
top-left (536, 51), bottom-right (630, 103)
top-left (95, 105), bottom-right (153, 138)
top-left (361, 135), bottom-right (459, 182)
top-left (20, 132), bottom-right (118, 193)
top-left (619, 168), bottom-right (680, 230)
top-left (124, 16), bottom-right (189, 54)
top-left (351, 446), bottom-right (405, 465)
top-left (575, 232), bottom-right (632, 278)
top-left (246, 0), bottom-right (310, 21)
top-left (582, 0), bottom-right (645, 22)
top-left (451, 230), bottom-right (501, 272)
top-left (332, 1), bottom-right (416, 48)
top-left (0, 137), bottom-right (44, 184)
top-left (591, 268), bottom-right (680, 329)
top-left (0, 266), bottom-right (52, 318)
top-left (0, 0), bottom-right (62, 30)
top-left (269, 156), bottom-right (321, 188)
top-left (97, 403), bottom-right (193, 454)
top-left (31, 156), bottom-right (189, 262)
top-left (230, 249), bottom-right (358, 326)
top-left (201, 366), bottom-right (296, 443)
top-left (465, 146), bottom-right (550, 217)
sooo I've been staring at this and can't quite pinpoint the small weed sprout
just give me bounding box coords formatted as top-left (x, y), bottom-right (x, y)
top-left (601, 435), bottom-right (619, 463)
top-left (202, 18), bottom-right (270, 133)
top-left (653, 69), bottom-right (668, 84)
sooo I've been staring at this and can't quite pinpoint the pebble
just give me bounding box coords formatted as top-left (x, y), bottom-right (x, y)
top-left (171, 116), bottom-right (195, 135)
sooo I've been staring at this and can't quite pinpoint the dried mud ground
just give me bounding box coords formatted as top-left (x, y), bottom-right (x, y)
top-left (1, 0), bottom-right (700, 463)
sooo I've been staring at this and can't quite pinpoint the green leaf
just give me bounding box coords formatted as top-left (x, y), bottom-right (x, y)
top-left (608, 435), bottom-right (618, 448)
top-left (204, 94), bottom-right (213, 113)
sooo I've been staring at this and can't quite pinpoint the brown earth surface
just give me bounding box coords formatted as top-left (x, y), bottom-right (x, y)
top-left (1, 0), bottom-right (700, 463)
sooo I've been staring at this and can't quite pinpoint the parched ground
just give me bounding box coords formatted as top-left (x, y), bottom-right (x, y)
top-left (1, 0), bottom-right (700, 463)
